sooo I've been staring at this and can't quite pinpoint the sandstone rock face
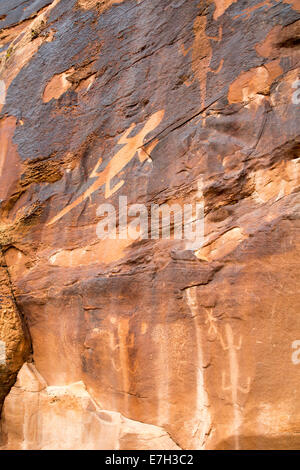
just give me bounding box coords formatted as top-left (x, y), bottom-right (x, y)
top-left (1, 363), bottom-right (179, 450)
top-left (0, 0), bottom-right (299, 450)
top-left (0, 252), bottom-right (30, 417)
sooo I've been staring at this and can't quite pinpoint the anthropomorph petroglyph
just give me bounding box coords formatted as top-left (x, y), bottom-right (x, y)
top-left (181, 17), bottom-right (223, 108)
top-left (220, 323), bottom-right (251, 449)
top-left (220, 324), bottom-right (250, 401)
top-left (205, 308), bottom-right (218, 339)
top-left (48, 110), bottom-right (164, 225)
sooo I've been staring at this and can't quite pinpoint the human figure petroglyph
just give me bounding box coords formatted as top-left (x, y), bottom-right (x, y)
top-left (205, 308), bottom-right (218, 339)
top-left (48, 110), bottom-right (164, 225)
top-left (94, 323), bottom-right (138, 375)
top-left (184, 301), bottom-right (251, 442)
top-left (220, 323), bottom-right (251, 449)
top-left (220, 324), bottom-right (250, 399)
top-left (181, 17), bottom-right (223, 108)
top-left (95, 328), bottom-right (123, 373)
top-left (112, 324), bottom-right (138, 376)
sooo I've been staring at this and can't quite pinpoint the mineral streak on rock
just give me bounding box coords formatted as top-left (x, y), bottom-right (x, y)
top-left (0, 0), bottom-right (299, 450)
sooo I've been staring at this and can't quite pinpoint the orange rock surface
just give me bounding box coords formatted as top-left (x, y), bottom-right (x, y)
top-left (0, 0), bottom-right (299, 450)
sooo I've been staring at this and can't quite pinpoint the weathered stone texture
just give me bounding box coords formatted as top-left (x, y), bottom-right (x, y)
top-left (0, 0), bottom-right (299, 450)
top-left (0, 253), bottom-right (30, 418)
